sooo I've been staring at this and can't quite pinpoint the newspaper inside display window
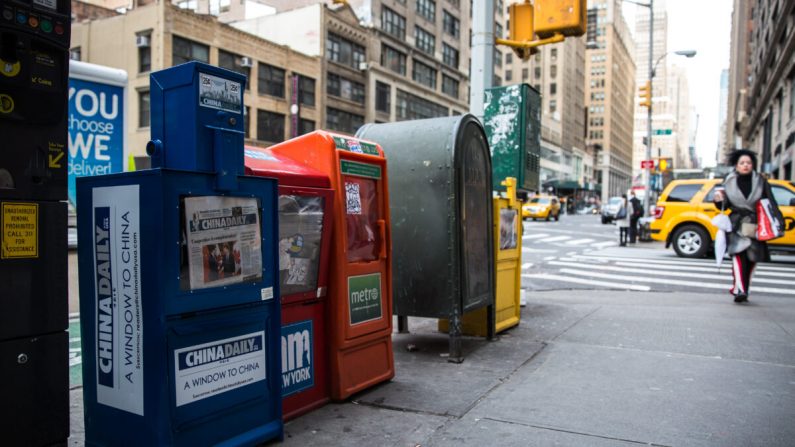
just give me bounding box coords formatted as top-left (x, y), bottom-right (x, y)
top-left (499, 208), bottom-right (518, 250)
top-left (278, 195), bottom-right (325, 296)
top-left (180, 196), bottom-right (263, 291)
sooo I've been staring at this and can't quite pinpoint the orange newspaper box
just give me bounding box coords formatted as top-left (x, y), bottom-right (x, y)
top-left (269, 131), bottom-right (394, 400)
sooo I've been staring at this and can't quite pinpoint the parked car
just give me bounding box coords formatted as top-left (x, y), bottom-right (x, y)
top-left (650, 178), bottom-right (795, 258)
top-left (601, 196), bottom-right (624, 224)
top-left (522, 196), bottom-right (561, 221)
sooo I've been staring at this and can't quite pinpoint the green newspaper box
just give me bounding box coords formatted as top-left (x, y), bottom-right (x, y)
top-left (484, 84), bottom-right (541, 193)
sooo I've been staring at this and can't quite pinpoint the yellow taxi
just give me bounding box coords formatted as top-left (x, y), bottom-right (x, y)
top-left (522, 196), bottom-right (561, 221)
top-left (650, 178), bottom-right (795, 258)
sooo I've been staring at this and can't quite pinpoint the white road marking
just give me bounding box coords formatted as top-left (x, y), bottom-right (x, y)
top-left (537, 235), bottom-right (571, 243)
top-left (564, 238), bottom-right (595, 245)
top-left (590, 241), bottom-right (618, 248)
top-left (522, 247), bottom-right (558, 253)
top-left (544, 256), bottom-right (557, 261)
top-left (610, 261), bottom-right (795, 278)
top-left (547, 261), bottom-right (795, 286)
top-left (522, 233), bottom-right (551, 240)
top-left (575, 254), bottom-right (795, 273)
top-left (522, 262), bottom-right (533, 269)
top-left (523, 273), bottom-right (650, 291)
top-left (557, 268), bottom-right (795, 295)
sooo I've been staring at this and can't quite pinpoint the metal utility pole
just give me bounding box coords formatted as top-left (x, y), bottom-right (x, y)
top-left (644, 0), bottom-right (654, 217)
top-left (469, 0), bottom-right (495, 119)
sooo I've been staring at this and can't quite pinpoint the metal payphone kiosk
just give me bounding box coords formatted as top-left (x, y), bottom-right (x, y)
top-left (0, 0), bottom-right (71, 444)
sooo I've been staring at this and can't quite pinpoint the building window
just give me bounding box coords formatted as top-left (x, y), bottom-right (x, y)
top-left (326, 107), bottom-right (364, 135)
top-left (443, 10), bottom-right (460, 37)
top-left (218, 50), bottom-right (251, 90)
top-left (381, 44), bottom-right (407, 75)
top-left (137, 33), bottom-right (151, 73)
top-left (506, 53), bottom-right (512, 64)
top-left (442, 44), bottom-right (459, 68)
top-left (505, 70), bottom-right (512, 82)
top-left (550, 48), bottom-right (557, 60)
top-left (534, 67), bottom-right (541, 79)
top-left (382, 7), bottom-right (406, 41)
top-left (495, 22), bottom-right (503, 39)
top-left (296, 74), bottom-right (316, 107)
top-left (396, 89), bottom-right (447, 121)
top-left (417, 0), bottom-right (436, 21)
top-left (172, 35), bottom-right (208, 66)
top-left (549, 99), bottom-right (557, 114)
top-left (138, 90), bottom-right (150, 128)
top-left (299, 118), bottom-right (315, 136)
top-left (550, 83), bottom-right (557, 95)
top-left (376, 81), bottom-right (391, 113)
top-left (326, 33), bottom-right (366, 70)
top-left (550, 65), bottom-right (557, 78)
top-left (257, 110), bottom-right (285, 143)
top-left (415, 26), bottom-right (435, 55)
top-left (258, 63), bottom-right (285, 98)
top-left (494, 48), bottom-right (502, 68)
top-left (70, 47), bottom-right (81, 61)
top-left (442, 75), bottom-right (458, 99)
top-left (412, 59), bottom-right (437, 89)
top-left (522, 68), bottom-right (528, 80)
top-left (327, 73), bottom-right (365, 104)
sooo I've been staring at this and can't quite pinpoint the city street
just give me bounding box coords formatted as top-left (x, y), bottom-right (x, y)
top-left (67, 214), bottom-right (795, 446)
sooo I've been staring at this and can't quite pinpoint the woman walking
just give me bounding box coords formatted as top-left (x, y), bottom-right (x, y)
top-left (714, 149), bottom-right (784, 303)
top-left (616, 194), bottom-right (632, 246)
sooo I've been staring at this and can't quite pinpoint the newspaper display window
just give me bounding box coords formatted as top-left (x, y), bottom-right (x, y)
top-left (180, 196), bottom-right (263, 291)
top-left (499, 208), bottom-right (518, 250)
top-left (278, 195), bottom-right (325, 296)
top-left (344, 176), bottom-right (380, 262)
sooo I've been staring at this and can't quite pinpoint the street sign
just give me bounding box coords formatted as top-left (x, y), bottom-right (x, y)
top-left (641, 160), bottom-right (655, 169)
top-left (653, 129), bottom-right (673, 135)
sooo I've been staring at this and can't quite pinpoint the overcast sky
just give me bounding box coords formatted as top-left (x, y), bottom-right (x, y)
top-left (622, 0), bottom-right (733, 168)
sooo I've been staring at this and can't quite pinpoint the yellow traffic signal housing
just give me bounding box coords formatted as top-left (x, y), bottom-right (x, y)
top-left (659, 157), bottom-right (672, 171)
top-left (638, 81), bottom-right (652, 108)
top-left (534, 0), bottom-right (587, 38)
top-left (508, 2), bottom-right (536, 60)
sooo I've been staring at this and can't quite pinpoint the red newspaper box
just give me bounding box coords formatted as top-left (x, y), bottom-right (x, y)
top-left (245, 146), bottom-right (334, 420)
top-left (268, 131), bottom-right (394, 400)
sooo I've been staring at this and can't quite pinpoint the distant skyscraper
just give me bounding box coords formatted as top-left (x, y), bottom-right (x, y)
top-left (724, 0), bottom-right (753, 160)
top-left (585, 0), bottom-right (636, 202)
top-left (717, 69), bottom-right (729, 163)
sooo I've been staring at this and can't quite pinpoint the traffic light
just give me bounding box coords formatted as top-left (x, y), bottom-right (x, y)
top-left (509, 1), bottom-right (535, 60)
top-left (534, 0), bottom-right (587, 38)
top-left (638, 81), bottom-right (651, 108)
top-left (659, 157), bottom-right (672, 171)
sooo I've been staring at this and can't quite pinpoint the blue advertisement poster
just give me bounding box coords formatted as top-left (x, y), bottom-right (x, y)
top-left (68, 78), bottom-right (125, 207)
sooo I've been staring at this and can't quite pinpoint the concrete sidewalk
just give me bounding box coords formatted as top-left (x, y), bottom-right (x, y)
top-left (69, 289), bottom-right (795, 446)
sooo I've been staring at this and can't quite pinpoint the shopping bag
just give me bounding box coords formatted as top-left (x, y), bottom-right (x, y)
top-left (756, 198), bottom-right (783, 242)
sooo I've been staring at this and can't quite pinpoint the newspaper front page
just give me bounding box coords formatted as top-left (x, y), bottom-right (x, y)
top-left (184, 196), bottom-right (262, 290)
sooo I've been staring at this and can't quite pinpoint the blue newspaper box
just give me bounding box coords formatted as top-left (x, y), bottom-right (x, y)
top-left (77, 62), bottom-right (283, 446)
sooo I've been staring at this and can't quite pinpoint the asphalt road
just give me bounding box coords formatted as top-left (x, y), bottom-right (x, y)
top-left (521, 214), bottom-right (795, 299)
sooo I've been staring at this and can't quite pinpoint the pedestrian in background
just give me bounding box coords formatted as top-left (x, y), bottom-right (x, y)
top-left (713, 149), bottom-right (784, 303)
top-left (616, 194), bottom-right (632, 246)
top-left (628, 192), bottom-right (643, 244)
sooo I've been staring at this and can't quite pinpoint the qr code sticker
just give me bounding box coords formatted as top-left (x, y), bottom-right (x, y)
top-left (345, 182), bottom-right (362, 215)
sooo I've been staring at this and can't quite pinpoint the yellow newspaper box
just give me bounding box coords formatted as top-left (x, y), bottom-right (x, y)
top-left (441, 178), bottom-right (522, 336)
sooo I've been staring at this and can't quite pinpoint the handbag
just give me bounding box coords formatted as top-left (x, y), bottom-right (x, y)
top-left (616, 205), bottom-right (627, 219)
top-left (757, 198), bottom-right (784, 241)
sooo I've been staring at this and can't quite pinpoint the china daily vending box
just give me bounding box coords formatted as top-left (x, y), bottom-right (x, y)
top-left (77, 62), bottom-right (283, 446)
top-left (244, 146), bottom-right (334, 420)
top-left (269, 131), bottom-right (394, 400)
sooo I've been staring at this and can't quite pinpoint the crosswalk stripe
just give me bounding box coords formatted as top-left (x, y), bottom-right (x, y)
top-left (522, 262), bottom-right (533, 269)
top-left (548, 261), bottom-right (795, 286)
top-left (564, 238), bottom-right (595, 245)
top-left (611, 261), bottom-right (795, 278)
top-left (522, 233), bottom-right (550, 240)
top-left (574, 254), bottom-right (795, 272)
top-left (522, 247), bottom-right (558, 253)
top-left (537, 235), bottom-right (571, 243)
top-left (557, 268), bottom-right (795, 295)
top-left (590, 241), bottom-right (617, 248)
top-left (522, 273), bottom-right (650, 291)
